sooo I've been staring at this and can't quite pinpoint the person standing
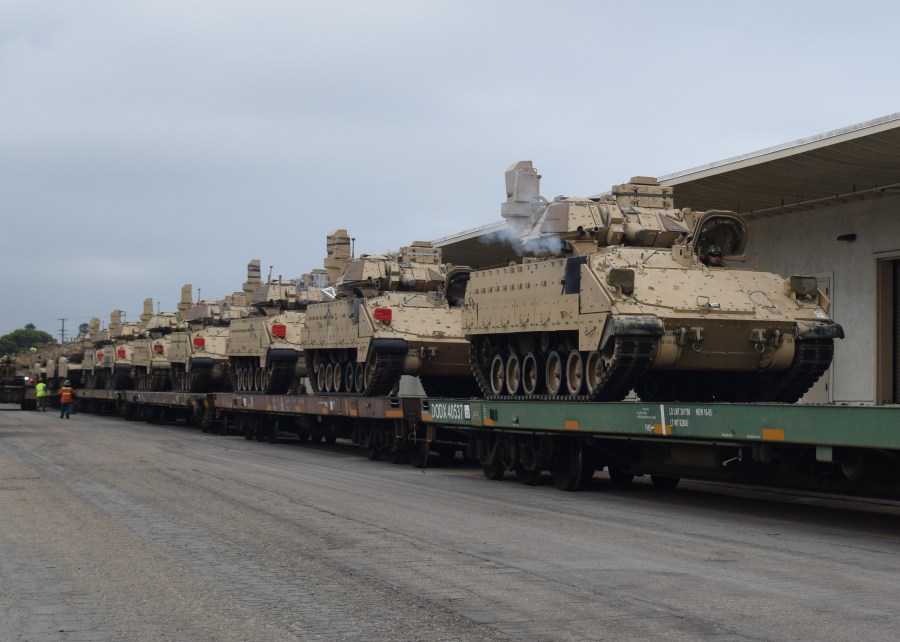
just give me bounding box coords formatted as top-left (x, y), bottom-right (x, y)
top-left (35, 378), bottom-right (48, 411)
top-left (59, 380), bottom-right (76, 419)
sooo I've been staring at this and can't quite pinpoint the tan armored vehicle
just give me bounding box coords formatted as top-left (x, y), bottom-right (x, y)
top-left (303, 240), bottom-right (474, 397)
top-left (168, 284), bottom-right (248, 392)
top-left (462, 161), bottom-right (844, 403)
top-left (131, 299), bottom-right (185, 390)
top-left (57, 330), bottom-right (94, 388)
top-left (81, 317), bottom-right (109, 389)
top-left (226, 232), bottom-right (353, 394)
top-left (0, 353), bottom-right (35, 407)
top-left (87, 310), bottom-right (143, 390)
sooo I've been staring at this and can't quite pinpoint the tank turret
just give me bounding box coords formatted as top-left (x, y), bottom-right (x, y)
top-left (463, 161), bottom-right (844, 403)
top-left (337, 242), bottom-right (447, 297)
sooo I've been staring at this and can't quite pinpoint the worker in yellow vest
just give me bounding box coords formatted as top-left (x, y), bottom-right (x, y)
top-left (35, 378), bottom-right (48, 412)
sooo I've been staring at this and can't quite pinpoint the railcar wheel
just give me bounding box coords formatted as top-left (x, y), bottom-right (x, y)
top-left (489, 354), bottom-right (505, 395)
top-left (481, 460), bottom-right (505, 480)
top-left (607, 464), bottom-right (635, 487)
top-left (651, 475), bottom-right (680, 491)
top-left (565, 351), bottom-right (585, 396)
top-left (515, 465), bottom-right (541, 486)
top-left (366, 426), bottom-right (383, 461)
top-left (545, 351), bottom-right (564, 397)
top-left (505, 353), bottom-right (521, 395)
top-left (411, 440), bottom-right (429, 468)
top-left (550, 439), bottom-right (584, 491)
top-left (480, 435), bottom-right (505, 480)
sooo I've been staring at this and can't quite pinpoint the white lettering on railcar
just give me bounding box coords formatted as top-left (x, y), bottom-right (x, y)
top-left (430, 402), bottom-right (471, 421)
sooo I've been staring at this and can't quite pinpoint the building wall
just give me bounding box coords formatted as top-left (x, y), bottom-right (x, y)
top-left (744, 193), bottom-right (900, 404)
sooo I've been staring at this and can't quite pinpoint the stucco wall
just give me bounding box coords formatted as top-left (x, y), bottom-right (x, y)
top-left (744, 193), bottom-right (900, 403)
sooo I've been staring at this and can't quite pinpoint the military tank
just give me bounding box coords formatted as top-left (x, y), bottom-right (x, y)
top-left (88, 310), bottom-right (142, 390)
top-left (226, 233), bottom-right (350, 394)
top-left (0, 353), bottom-right (36, 408)
top-left (303, 240), bottom-right (474, 397)
top-left (131, 299), bottom-right (184, 391)
top-left (168, 284), bottom-right (248, 392)
top-left (462, 161), bottom-right (844, 403)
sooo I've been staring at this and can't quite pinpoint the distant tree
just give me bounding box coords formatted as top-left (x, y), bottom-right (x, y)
top-left (0, 325), bottom-right (57, 356)
top-left (78, 322), bottom-right (90, 337)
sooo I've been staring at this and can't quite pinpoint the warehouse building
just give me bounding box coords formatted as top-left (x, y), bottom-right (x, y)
top-left (435, 113), bottom-right (900, 405)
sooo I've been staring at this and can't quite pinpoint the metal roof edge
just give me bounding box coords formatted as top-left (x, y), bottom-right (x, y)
top-left (659, 112), bottom-right (900, 185)
top-left (432, 220), bottom-right (508, 246)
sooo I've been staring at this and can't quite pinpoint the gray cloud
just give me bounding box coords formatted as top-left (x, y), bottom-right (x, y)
top-left (2, 0), bottom-right (899, 336)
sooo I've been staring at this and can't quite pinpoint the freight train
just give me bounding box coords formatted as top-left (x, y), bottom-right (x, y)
top-left (8, 163), bottom-right (887, 500)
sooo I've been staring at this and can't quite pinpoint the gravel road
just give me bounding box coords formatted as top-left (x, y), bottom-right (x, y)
top-left (2, 406), bottom-right (899, 641)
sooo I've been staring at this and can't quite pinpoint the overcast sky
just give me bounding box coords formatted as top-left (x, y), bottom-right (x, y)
top-left (2, 0), bottom-right (899, 339)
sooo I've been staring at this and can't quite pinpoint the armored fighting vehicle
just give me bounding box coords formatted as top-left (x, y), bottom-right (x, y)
top-left (227, 233), bottom-right (349, 394)
top-left (0, 353), bottom-right (37, 408)
top-left (131, 299), bottom-right (185, 390)
top-left (462, 161), bottom-right (844, 403)
top-left (168, 284), bottom-right (248, 392)
top-left (87, 310), bottom-right (143, 390)
top-left (303, 240), bottom-right (474, 397)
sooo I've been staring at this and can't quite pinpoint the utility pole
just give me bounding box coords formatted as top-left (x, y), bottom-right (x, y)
top-left (58, 318), bottom-right (68, 346)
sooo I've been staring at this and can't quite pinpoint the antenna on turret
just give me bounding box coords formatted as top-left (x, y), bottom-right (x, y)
top-left (351, 237), bottom-right (356, 258)
top-left (268, 265), bottom-right (273, 283)
top-left (197, 288), bottom-right (201, 304)
top-left (157, 301), bottom-right (160, 314)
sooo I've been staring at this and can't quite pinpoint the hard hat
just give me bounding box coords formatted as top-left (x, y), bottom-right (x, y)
top-left (63, 380), bottom-right (71, 386)
top-left (706, 244), bottom-right (722, 256)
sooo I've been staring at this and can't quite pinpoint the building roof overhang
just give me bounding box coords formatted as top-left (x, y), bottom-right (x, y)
top-left (660, 112), bottom-right (900, 219)
top-left (434, 112), bottom-right (900, 263)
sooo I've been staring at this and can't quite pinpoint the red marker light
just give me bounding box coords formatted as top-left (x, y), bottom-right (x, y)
top-left (153, 344), bottom-right (164, 354)
top-left (116, 349), bottom-right (126, 358)
top-left (271, 324), bottom-right (287, 338)
top-left (96, 351), bottom-right (105, 361)
top-left (193, 337), bottom-right (206, 348)
top-left (373, 308), bottom-right (392, 323)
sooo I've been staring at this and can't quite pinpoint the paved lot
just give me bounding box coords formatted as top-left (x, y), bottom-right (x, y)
top-left (2, 405), bottom-right (900, 641)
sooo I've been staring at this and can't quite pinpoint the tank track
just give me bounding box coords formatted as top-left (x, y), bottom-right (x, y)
top-left (264, 359), bottom-right (295, 395)
top-left (588, 335), bottom-right (657, 401)
top-left (469, 335), bottom-right (657, 402)
top-left (149, 369), bottom-right (170, 391)
top-left (187, 362), bottom-right (212, 393)
top-left (306, 350), bottom-right (404, 397)
top-left (760, 338), bottom-right (834, 403)
top-left (227, 358), bottom-right (295, 394)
